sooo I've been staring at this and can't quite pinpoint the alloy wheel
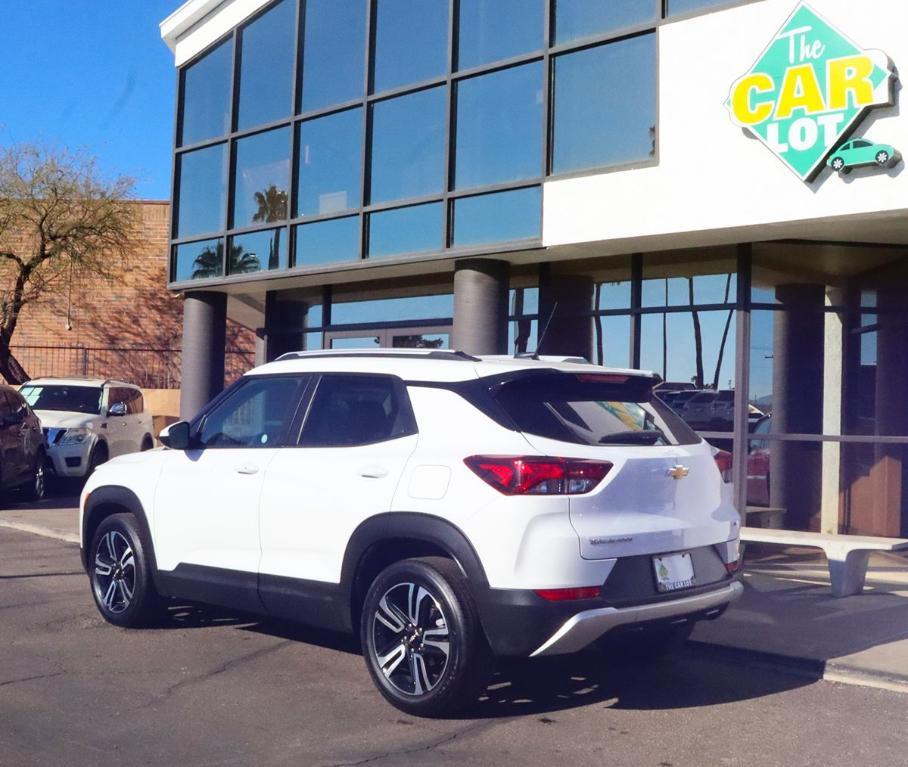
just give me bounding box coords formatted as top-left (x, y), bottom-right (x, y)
top-left (877, 151), bottom-right (890, 165)
top-left (32, 455), bottom-right (45, 500)
top-left (371, 582), bottom-right (451, 696)
top-left (93, 530), bottom-right (136, 614)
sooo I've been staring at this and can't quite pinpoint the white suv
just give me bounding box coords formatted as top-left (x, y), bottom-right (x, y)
top-left (79, 351), bottom-right (742, 716)
top-left (21, 378), bottom-right (155, 481)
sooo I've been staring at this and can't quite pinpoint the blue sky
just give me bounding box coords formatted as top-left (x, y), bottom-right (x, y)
top-left (0, 1), bottom-right (179, 200)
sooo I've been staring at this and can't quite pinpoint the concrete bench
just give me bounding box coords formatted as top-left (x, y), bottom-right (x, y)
top-left (740, 527), bottom-right (908, 597)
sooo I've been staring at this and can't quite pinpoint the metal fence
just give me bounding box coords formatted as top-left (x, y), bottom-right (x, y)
top-left (11, 345), bottom-right (255, 389)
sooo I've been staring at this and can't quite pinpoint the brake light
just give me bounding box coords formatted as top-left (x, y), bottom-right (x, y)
top-left (535, 586), bottom-right (602, 601)
top-left (464, 456), bottom-right (612, 495)
top-left (714, 449), bottom-right (733, 483)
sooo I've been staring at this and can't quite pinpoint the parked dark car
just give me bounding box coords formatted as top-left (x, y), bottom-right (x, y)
top-left (0, 384), bottom-right (46, 502)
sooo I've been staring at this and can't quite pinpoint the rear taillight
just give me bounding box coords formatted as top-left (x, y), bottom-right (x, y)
top-left (535, 586), bottom-right (602, 601)
top-left (713, 449), bottom-right (733, 483)
top-left (464, 456), bottom-right (612, 495)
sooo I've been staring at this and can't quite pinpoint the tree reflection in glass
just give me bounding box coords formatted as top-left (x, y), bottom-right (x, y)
top-left (191, 241), bottom-right (225, 279)
top-left (253, 184), bottom-right (287, 270)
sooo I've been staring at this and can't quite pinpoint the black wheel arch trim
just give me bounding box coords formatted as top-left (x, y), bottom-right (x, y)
top-left (340, 512), bottom-right (490, 633)
top-left (81, 485), bottom-right (158, 583)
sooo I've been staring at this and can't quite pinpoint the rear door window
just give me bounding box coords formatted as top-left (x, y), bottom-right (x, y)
top-left (299, 374), bottom-right (416, 447)
top-left (493, 372), bottom-right (700, 447)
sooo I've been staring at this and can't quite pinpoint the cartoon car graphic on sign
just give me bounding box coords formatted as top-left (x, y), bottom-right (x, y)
top-left (827, 139), bottom-right (900, 174)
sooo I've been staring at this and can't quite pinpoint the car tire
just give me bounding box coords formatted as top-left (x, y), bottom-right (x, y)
top-left (876, 151), bottom-right (890, 166)
top-left (831, 157), bottom-right (845, 172)
top-left (361, 557), bottom-right (493, 717)
top-left (87, 442), bottom-right (108, 477)
top-left (21, 449), bottom-right (47, 502)
top-left (140, 435), bottom-right (154, 452)
top-left (596, 621), bottom-right (695, 661)
top-left (89, 513), bottom-right (163, 628)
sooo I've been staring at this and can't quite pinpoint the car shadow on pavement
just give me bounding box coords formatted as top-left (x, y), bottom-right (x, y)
top-left (455, 644), bottom-right (814, 719)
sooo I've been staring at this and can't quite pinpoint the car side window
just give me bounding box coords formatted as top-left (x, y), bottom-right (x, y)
top-left (299, 374), bottom-right (415, 448)
top-left (853, 140), bottom-right (871, 148)
top-left (0, 391), bottom-right (13, 419)
top-left (198, 376), bottom-right (306, 449)
top-left (124, 388), bottom-right (143, 415)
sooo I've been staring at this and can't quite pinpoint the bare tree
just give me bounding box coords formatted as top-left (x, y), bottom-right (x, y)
top-left (0, 145), bottom-right (138, 383)
top-left (712, 273), bottom-right (735, 390)
top-left (688, 277), bottom-right (704, 388)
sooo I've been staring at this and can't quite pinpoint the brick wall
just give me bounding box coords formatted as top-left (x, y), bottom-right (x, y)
top-left (8, 201), bottom-right (254, 386)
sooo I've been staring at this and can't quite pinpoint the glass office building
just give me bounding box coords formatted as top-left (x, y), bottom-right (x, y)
top-left (162, 0), bottom-right (908, 537)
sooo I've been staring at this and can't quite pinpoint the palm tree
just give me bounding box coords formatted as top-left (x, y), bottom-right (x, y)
top-left (228, 245), bottom-right (261, 275)
top-left (253, 185), bottom-right (288, 270)
top-left (191, 242), bottom-right (224, 280)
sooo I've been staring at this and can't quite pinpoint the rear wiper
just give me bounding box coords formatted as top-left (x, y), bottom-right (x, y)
top-left (598, 430), bottom-right (664, 445)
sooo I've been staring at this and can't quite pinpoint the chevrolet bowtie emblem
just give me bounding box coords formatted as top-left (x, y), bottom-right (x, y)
top-left (667, 465), bottom-right (690, 480)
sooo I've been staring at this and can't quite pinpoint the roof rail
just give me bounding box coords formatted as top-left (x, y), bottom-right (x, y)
top-left (274, 349), bottom-right (480, 362)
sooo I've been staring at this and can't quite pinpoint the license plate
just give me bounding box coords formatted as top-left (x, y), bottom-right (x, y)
top-left (653, 552), bottom-right (695, 593)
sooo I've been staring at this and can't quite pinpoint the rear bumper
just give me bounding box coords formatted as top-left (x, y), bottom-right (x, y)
top-left (529, 580), bottom-right (743, 657)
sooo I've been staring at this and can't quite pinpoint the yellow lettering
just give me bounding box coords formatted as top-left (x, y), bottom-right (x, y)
top-left (828, 55), bottom-right (875, 110)
top-left (731, 73), bottom-right (775, 125)
top-left (775, 65), bottom-right (826, 119)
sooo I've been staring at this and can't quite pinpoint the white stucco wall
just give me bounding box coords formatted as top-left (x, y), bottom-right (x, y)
top-left (543, 0), bottom-right (908, 248)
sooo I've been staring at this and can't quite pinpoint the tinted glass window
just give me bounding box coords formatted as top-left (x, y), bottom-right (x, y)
top-left (455, 62), bottom-right (543, 190)
top-left (176, 143), bottom-right (227, 238)
top-left (173, 238), bottom-right (224, 282)
top-left (296, 109), bottom-right (362, 217)
top-left (853, 140), bottom-right (872, 148)
top-left (453, 187), bottom-right (541, 247)
top-left (494, 373), bottom-right (700, 446)
top-left (180, 39), bottom-right (232, 146)
top-left (108, 388), bottom-right (129, 410)
top-left (554, 0), bottom-right (659, 44)
top-left (229, 229), bottom-right (288, 274)
top-left (0, 390), bottom-right (13, 417)
top-left (373, 0), bottom-right (448, 93)
top-left (301, 0), bottom-right (366, 111)
top-left (294, 216), bottom-right (360, 267)
top-left (232, 127), bottom-right (290, 228)
top-left (237, 0), bottom-right (295, 131)
top-left (552, 34), bottom-right (656, 175)
top-left (199, 376), bottom-right (304, 448)
top-left (300, 375), bottom-right (414, 446)
top-left (370, 88), bottom-right (446, 203)
top-left (20, 385), bottom-right (103, 415)
top-left (666, 0), bottom-right (739, 18)
top-left (368, 203), bottom-right (443, 258)
top-left (130, 392), bottom-right (145, 415)
top-left (457, 0), bottom-right (544, 70)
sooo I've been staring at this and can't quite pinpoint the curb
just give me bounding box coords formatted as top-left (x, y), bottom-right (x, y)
top-left (688, 639), bottom-right (908, 695)
top-left (0, 520), bottom-right (79, 545)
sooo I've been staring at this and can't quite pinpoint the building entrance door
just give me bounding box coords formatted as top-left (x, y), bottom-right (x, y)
top-left (324, 325), bottom-right (451, 351)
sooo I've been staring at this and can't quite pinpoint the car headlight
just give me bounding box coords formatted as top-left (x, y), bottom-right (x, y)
top-left (59, 428), bottom-right (91, 446)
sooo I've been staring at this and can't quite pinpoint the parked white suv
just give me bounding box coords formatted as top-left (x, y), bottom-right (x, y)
top-left (79, 351), bottom-right (742, 715)
top-left (21, 378), bottom-right (154, 481)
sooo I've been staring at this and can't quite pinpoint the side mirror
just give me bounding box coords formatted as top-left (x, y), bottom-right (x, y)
top-left (108, 402), bottom-right (128, 417)
top-left (160, 420), bottom-right (192, 450)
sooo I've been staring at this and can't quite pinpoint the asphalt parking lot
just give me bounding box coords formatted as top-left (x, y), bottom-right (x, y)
top-left (2, 525), bottom-right (907, 767)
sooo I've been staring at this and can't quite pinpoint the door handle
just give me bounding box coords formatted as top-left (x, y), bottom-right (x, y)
top-left (358, 465), bottom-right (388, 479)
top-left (235, 464), bottom-right (259, 475)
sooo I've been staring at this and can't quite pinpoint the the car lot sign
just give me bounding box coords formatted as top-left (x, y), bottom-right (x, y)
top-left (726, 2), bottom-right (896, 181)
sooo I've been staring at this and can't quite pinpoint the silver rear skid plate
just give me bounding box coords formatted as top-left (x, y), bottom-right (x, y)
top-left (530, 581), bottom-right (744, 657)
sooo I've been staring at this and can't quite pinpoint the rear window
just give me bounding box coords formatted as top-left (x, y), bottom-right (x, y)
top-left (493, 373), bottom-right (700, 447)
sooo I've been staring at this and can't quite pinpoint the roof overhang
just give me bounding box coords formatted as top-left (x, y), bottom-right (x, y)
top-left (161, 0), bottom-right (273, 66)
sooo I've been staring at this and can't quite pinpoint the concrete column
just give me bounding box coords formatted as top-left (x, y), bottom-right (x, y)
top-left (538, 267), bottom-right (594, 360)
top-left (453, 259), bottom-right (509, 355)
top-left (260, 291), bottom-right (309, 362)
top-left (770, 283), bottom-right (825, 530)
top-left (821, 288), bottom-right (845, 534)
top-left (180, 291), bottom-right (227, 421)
